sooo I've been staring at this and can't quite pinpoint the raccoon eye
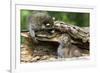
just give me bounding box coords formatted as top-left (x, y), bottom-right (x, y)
top-left (46, 23), bottom-right (50, 26)
top-left (45, 23), bottom-right (51, 27)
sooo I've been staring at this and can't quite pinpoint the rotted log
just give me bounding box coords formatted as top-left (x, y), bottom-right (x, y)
top-left (53, 21), bottom-right (89, 50)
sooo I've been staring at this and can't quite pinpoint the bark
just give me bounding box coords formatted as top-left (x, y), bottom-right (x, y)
top-left (53, 21), bottom-right (89, 50)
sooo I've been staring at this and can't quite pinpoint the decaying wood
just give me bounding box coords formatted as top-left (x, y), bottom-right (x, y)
top-left (53, 21), bottom-right (89, 50)
top-left (21, 32), bottom-right (58, 63)
top-left (54, 21), bottom-right (89, 42)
